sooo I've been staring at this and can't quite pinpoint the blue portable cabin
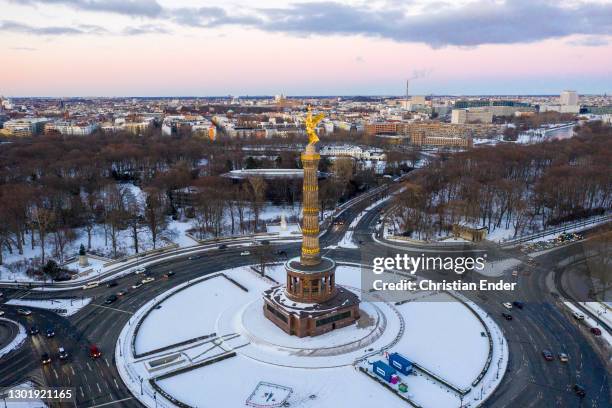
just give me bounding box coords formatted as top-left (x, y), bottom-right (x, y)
top-left (388, 352), bottom-right (413, 375)
top-left (372, 360), bottom-right (397, 382)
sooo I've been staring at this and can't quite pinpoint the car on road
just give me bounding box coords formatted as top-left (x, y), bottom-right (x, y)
top-left (105, 295), bottom-right (118, 304)
top-left (58, 347), bottom-right (68, 360)
top-left (572, 311), bottom-right (585, 320)
top-left (29, 326), bottom-right (40, 335)
top-left (558, 353), bottom-right (569, 362)
top-left (106, 280), bottom-right (118, 288)
top-left (501, 313), bottom-right (513, 320)
top-left (46, 328), bottom-right (55, 338)
top-left (188, 255), bottom-right (202, 260)
top-left (512, 301), bottom-right (524, 309)
top-left (218, 244), bottom-right (227, 250)
top-left (573, 384), bottom-right (586, 397)
top-left (134, 267), bottom-right (146, 274)
top-left (41, 353), bottom-right (51, 365)
top-left (132, 282), bottom-right (143, 289)
top-left (163, 271), bottom-right (175, 278)
top-left (502, 302), bottom-right (513, 310)
top-left (590, 327), bottom-right (602, 336)
top-left (142, 277), bottom-right (155, 284)
top-left (0, 310), bottom-right (4, 317)
top-left (117, 289), bottom-right (128, 297)
top-left (0, 291), bottom-right (3, 298)
top-left (240, 251), bottom-right (251, 256)
top-left (542, 350), bottom-right (554, 361)
top-left (89, 344), bottom-right (102, 359)
top-left (82, 281), bottom-right (100, 290)
top-left (17, 308), bottom-right (32, 316)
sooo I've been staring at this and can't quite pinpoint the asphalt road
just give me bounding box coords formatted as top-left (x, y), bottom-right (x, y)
top-left (0, 189), bottom-right (609, 408)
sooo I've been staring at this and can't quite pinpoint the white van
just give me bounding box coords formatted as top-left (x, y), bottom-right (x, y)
top-left (82, 281), bottom-right (100, 290)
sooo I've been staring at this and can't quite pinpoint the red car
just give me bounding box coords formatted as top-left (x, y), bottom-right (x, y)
top-left (590, 327), bottom-right (602, 336)
top-left (89, 345), bottom-right (102, 359)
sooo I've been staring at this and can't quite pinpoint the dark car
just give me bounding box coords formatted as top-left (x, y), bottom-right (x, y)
top-left (105, 295), bottom-right (118, 304)
top-left (163, 271), bottom-right (175, 278)
top-left (502, 313), bottom-right (513, 320)
top-left (573, 384), bottom-right (586, 397)
top-left (41, 353), bottom-right (51, 365)
top-left (590, 327), bottom-right (602, 336)
top-left (542, 350), bottom-right (554, 361)
top-left (106, 280), bottom-right (118, 288)
top-left (29, 326), bottom-right (40, 335)
top-left (46, 328), bottom-right (55, 338)
top-left (512, 301), bottom-right (524, 309)
top-left (58, 347), bottom-right (69, 360)
top-left (218, 244), bottom-right (227, 250)
top-left (260, 240), bottom-right (270, 245)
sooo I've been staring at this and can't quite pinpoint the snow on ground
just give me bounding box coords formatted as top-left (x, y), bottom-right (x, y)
top-left (394, 292), bottom-right (488, 389)
top-left (0, 317), bottom-right (27, 359)
top-left (135, 271), bottom-right (256, 354)
top-left (563, 302), bottom-right (612, 347)
top-left (266, 223), bottom-right (301, 237)
top-left (5, 298), bottom-right (91, 317)
top-left (118, 263), bottom-right (506, 408)
top-left (0, 382), bottom-right (46, 407)
top-left (338, 196), bottom-right (390, 249)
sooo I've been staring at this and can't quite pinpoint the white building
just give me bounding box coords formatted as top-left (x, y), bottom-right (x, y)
top-left (560, 90), bottom-right (578, 106)
top-left (320, 145), bottom-right (386, 161)
top-left (45, 121), bottom-right (98, 136)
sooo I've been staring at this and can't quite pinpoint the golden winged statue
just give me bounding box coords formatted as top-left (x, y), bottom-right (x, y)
top-left (304, 105), bottom-right (325, 146)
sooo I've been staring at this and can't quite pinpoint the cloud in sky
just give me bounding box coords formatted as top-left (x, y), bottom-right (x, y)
top-left (10, 0), bottom-right (163, 17)
top-left (4, 0), bottom-right (612, 47)
top-left (0, 20), bottom-right (107, 35)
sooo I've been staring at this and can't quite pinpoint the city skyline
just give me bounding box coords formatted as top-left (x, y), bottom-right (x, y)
top-left (1, 0), bottom-right (612, 96)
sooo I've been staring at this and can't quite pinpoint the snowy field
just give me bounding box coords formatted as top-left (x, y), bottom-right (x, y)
top-left (117, 264), bottom-right (507, 408)
top-left (5, 298), bottom-right (91, 317)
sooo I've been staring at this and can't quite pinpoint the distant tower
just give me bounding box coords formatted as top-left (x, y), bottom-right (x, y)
top-left (405, 79), bottom-right (410, 110)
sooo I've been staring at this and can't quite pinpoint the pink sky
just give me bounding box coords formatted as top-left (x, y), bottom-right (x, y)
top-left (1, 0), bottom-right (611, 96)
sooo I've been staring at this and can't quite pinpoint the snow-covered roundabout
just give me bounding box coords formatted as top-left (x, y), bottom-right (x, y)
top-left (116, 264), bottom-right (509, 408)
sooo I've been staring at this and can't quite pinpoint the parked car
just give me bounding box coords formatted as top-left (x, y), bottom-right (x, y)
top-left (590, 327), bottom-right (602, 336)
top-left (240, 251), bottom-right (251, 256)
top-left (142, 277), bottom-right (155, 284)
top-left (29, 326), bottom-right (40, 335)
top-left (17, 308), bottom-right (32, 316)
top-left (131, 282), bottom-right (143, 289)
top-left (82, 281), bottom-right (100, 290)
top-left (573, 384), bottom-right (586, 397)
top-left (41, 353), bottom-right (51, 365)
top-left (502, 313), bottom-right (513, 321)
top-left (105, 295), bottom-right (118, 304)
top-left (572, 311), bottom-right (585, 320)
top-left (512, 301), bottom-right (524, 309)
top-left (542, 350), bottom-right (554, 361)
top-left (58, 347), bottom-right (69, 360)
top-left (502, 302), bottom-right (513, 310)
top-left (89, 344), bottom-right (102, 359)
top-left (106, 280), bottom-right (118, 288)
top-left (558, 353), bottom-right (569, 363)
top-left (134, 267), bottom-right (146, 274)
top-left (46, 328), bottom-right (55, 338)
